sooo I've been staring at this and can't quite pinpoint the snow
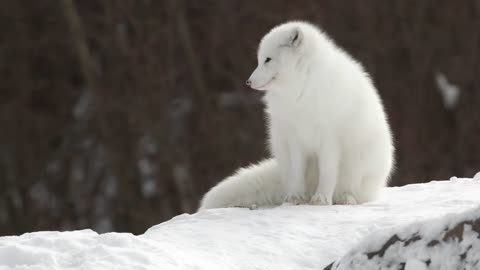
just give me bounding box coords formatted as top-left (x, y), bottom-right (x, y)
top-left (405, 259), bottom-right (429, 270)
top-left (435, 72), bottom-right (460, 110)
top-left (329, 201), bottom-right (480, 269)
top-left (1, 178), bottom-right (479, 270)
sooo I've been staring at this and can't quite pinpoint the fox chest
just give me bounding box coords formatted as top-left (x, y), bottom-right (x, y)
top-left (269, 108), bottom-right (321, 149)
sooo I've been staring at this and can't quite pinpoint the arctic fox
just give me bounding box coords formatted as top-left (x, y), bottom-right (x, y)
top-left (200, 21), bottom-right (394, 209)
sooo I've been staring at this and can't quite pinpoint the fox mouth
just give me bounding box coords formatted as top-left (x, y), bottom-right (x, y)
top-left (251, 75), bottom-right (276, 91)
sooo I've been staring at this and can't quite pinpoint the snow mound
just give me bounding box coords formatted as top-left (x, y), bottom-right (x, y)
top-left (1, 178), bottom-right (480, 270)
top-left (326, 205), bottom-right (480, 270)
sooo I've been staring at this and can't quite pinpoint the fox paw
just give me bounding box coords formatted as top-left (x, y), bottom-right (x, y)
top-left (284, 194), bottom-right (307, 205)
top-left (334, 192), bottom-right (358, 205)
top-left (310, 193), bottom-right (333, 205)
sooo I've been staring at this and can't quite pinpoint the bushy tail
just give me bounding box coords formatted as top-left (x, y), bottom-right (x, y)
top-left (199, 159), bottom-right (284, 210)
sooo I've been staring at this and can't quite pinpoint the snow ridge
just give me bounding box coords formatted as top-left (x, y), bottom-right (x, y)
top-left (1, 178), bottom-right (479, 270)
top-left (326, 205), bottom-right (480, 270)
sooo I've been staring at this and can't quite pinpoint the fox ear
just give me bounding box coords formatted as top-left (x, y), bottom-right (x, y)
top-left (286, 27), bottom-right (303, 48)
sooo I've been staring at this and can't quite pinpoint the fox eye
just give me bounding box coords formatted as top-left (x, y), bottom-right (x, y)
top-left (264, 57), bottom-right (272, 64)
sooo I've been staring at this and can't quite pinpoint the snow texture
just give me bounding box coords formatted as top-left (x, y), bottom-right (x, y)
top-left (1, 178), bottom-right (479, 270)
top-left (327, 202), bottom-right (480, 270)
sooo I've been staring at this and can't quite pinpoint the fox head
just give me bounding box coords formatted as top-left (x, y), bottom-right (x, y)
top-left (246, 23), bottom-right (308, 92)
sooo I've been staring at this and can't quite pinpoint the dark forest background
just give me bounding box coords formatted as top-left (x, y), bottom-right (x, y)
top-left (1, 0), bottom-right (479, 235)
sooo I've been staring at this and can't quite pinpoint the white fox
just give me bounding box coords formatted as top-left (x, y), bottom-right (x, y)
top-left (200, 21), bottom-right (394, 210)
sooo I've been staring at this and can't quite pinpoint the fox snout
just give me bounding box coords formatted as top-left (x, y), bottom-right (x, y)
top-left (246, 70), bottom-right (272, 91)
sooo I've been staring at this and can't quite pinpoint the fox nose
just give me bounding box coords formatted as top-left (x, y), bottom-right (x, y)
top-left (245, 79), bottom-right (251, 86)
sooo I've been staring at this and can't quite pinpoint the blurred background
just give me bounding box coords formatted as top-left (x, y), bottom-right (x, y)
top-left (1, 0), bottom-right (479, 235)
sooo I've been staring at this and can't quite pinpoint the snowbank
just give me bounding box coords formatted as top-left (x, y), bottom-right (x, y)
top-left (326, 204), bottom-right (480, 270)
top-left (1, 178), bottom-right (479, 270)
